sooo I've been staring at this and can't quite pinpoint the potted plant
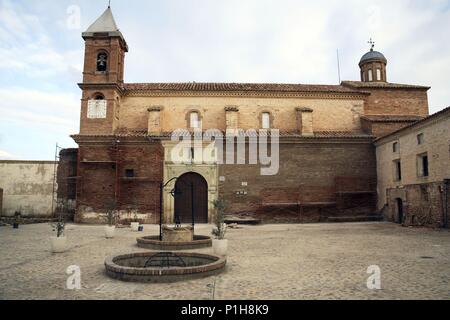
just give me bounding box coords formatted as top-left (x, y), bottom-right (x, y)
top-left (212, 199), bottom-right (228, 256)
top-left (104, 201), bottom-right (118, 239)
top-left (13, 211), bottom-right (21, 229)
top-left (130, 209), bottom-right (140, 232)
top-left (50, 220), bottom-right (66, 253)
top-left (50, 200), bottom-right (67, 253)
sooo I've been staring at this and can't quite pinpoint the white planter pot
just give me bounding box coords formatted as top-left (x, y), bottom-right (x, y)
top-left (105, 226), bottom-right (116, 239)
top-left (213, 239), bottom-right (228, 256)
top-left (50, 236), bottom-right (67, 253)
top-left (131, 222), bottom-right (140, 232)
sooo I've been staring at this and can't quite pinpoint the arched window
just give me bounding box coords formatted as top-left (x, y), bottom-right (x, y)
top-left (262, 112), bottom-right (271, 129)
top-left (96, 52), bottom-right (108, 72)
top-left (376, 69), bottom-right (382, 81)
top-left (190, 111), bottom-right (200, 129)
top-left (94, 93), bottom-right (105, 100)
top-left (368, 69), bottom-right (373, 82)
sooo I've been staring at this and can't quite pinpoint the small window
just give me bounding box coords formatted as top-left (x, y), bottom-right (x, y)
top-left (394, 160), bottom-right (402, 181)
top-left (96, 52), bottom-right (108, 72)
top-left (393, 142), bottom-right (399, 153)
top-left (262, 112), bottom-right (271, 129)
top-left (94, 94), bottom-right (105, 100)
top-left (125, 169), bottom-right (135, 178)
top-left (368, 69), bottom-right (373, 82)
top-left (417, 133), bottom-right (424, 145)
top-left (190, 112), bottom-right (200, 129)
top-left (376, 69), bottom-right (381, 81)
top-left (417, 153), bottom-right (429, 177)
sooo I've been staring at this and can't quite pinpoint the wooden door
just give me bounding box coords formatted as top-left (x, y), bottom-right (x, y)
top-left (174, 173), bottom-right (208, 224)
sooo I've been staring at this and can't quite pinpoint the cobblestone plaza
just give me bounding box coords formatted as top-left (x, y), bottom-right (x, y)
top-left (0, 222), bottom-right (449, 300)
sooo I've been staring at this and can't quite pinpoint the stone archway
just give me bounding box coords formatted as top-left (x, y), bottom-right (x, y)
top-left (174, 172), bottom-right (208, 224)
top-left (162, 141), bottom-right (219, 224)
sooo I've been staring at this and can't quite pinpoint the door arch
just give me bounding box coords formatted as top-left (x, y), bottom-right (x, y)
top-left (174, 172), bottom-right (208, 224)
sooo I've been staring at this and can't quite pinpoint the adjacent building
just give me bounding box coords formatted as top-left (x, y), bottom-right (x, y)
top-left (0, 161), bottom-right (57, 217)
top-left (375, 107), bottom-right (450, 228)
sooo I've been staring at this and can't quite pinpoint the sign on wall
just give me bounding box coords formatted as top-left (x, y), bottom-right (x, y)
top-left (87, 100), bottom-right (107, 119)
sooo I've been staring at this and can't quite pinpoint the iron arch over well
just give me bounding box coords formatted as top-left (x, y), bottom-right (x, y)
top-left (174, 172), bottom-right (208, 224)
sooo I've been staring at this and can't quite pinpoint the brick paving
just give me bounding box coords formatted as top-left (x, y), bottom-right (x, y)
top-left (0, 222), bottom-right (449, 300)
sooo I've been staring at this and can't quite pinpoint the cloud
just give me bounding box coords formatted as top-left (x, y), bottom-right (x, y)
top-left (0, 149), bottom-right (22, 160)
top-left (0, 87), bottom-right (79, 132)
top-left (120, 0), bottom-right (450, 112)
top-left (0, 0), bottom-right (449, 160)
top-left (0, 0), bottom-right (83, 80)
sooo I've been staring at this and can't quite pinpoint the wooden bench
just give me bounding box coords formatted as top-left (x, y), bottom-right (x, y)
top-left (259, 187), bottom-right (337, 221)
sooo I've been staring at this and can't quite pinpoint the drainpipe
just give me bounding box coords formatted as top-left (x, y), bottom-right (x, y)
top-left (444, 179), bottom-right (450, 229)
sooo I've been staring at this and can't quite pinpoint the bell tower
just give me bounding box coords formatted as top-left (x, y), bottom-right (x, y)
top-left (78, 6), bottom-right (128, 135)
top-left (81, 6), bottom-right (128, 84)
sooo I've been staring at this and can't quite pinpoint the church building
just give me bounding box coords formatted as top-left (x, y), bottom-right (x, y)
top-left (69, 7), bottom-right (431, 225)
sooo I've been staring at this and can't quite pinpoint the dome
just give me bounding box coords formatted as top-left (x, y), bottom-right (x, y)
top-left (359, 50), bottom-right (387, 66)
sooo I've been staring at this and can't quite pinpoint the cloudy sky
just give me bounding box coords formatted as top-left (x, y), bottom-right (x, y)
top-left (1, 0), bottom-right (449, 160)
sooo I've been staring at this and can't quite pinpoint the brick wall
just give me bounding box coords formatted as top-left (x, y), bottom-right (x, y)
top-left (361, 119), bottom-right (418, 138)
top-left (364, 88), bottom-right (429, 116)
top-left (75, 141), bottom-right (163, 224)
top-left (219, 141), bottom-right (377, 223)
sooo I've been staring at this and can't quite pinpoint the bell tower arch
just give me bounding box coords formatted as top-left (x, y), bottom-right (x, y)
top-left (79, 6), bottom-right (128, 135)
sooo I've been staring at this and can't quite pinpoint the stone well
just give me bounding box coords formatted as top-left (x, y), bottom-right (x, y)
top-left (137, 225), bottom-right (212, 250)
top-left (105, 252), bottom-right (226, 283)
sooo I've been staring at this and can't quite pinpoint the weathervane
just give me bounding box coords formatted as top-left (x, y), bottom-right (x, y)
top-left (368, 38), bottom-right (375, 51)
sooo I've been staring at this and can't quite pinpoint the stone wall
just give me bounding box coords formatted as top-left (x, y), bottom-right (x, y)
top-left (386, 182), bottom-right (448, 228)
top-left (0, 161), bottom-right (57, 217)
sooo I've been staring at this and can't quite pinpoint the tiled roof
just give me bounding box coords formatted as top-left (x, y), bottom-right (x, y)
top-left (361, 115), bottom-right (425, 123)
top-left (342, 81), bottom-right (430, 90)
top-left (122, 83), bottom-right (364, 94)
